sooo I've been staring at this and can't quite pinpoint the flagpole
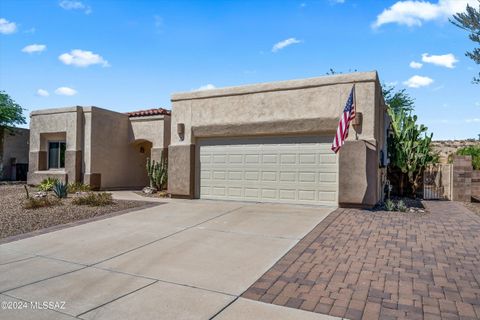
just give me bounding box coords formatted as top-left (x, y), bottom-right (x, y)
top-left (353, 82), bottom-right (358, 140)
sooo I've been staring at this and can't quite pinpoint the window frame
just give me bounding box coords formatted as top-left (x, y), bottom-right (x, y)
top-left (47, 141), bottom-right (66, 169)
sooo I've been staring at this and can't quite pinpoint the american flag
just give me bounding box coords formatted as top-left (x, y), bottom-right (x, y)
top-left (331, 86), bottom-right (356, 153)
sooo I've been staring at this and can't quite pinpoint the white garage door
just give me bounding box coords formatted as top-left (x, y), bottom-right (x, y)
top-left (196, 136), bottom-right (338, 206)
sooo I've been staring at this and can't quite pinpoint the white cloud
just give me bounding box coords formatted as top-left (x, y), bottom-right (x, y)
top-left (403, 75), bottom-right (434, 88)
top-left (24, 27), bottom-right (36, 34)
top-left (55, 87), bottom-right (77, 96)
top-left (409, 61), bottom-right (423, 69)
top-left (36, 89), bottom-right (49, 97)
top-left (372, 0), bottom-right (477, 28)
top-left (22, 44), bottom-right (46, 54)
top-left (475, 101), bottom-right (480, 107)
top-left (272, 38), bottom-right (302, 53)
top-left (465, 118), bottom-right (480, 123)
top-left (0, 18), bottom-right (17, 34)
top-left (194, 84), bottom-right (216, 91)
top-left (59, 1), bottom-right (92, 14)
top-left (421, 53), bottom-right (458, 68)
top-left (386, 81), bottom-right (398, 86)
top-left (330, 0), bottom-right (345, 3)
top-left (59, 49), bottom-right (109, 67)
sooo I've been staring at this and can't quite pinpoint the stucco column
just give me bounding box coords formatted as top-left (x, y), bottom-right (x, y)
top-left (65, 150), bottom-right (82, 183)
top-left (168, 144), bottom-right (195, 198)
top-left (338, 140), bottom-right (379, 208)
top-left (28, 151), bottom-right (47, 171)
top-left (451, 155), bottom-right (472, 202)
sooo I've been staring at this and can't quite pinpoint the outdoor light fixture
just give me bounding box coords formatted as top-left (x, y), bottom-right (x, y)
top-left (177, 123), bottom-right (185, 141)
top-left (353, 112), bottom-right (362, 130)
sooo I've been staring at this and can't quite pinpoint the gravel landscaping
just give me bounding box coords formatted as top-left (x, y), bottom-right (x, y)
top-left (0, 184), bottom-right (150, 240)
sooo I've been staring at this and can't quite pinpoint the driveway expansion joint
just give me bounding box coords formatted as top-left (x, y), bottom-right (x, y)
top-left (89, 204), bottom-right (248, 267)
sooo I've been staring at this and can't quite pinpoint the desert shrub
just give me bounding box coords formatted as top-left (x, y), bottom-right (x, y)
top-left (72, 192), bottom-right (113, 206)
top-left (38, 177), bottom-right (59, 191)
top-left (67, 182), bottom-right (91, 193)
top-left (456, 145), bottom-right (480, 170)
top-left (24, 197), bottom-right (60, 209)
top-left (396, 200), bottom-right (407, 212)
top-left (146, 154), bottom-right (168, 190)
top-left (385, 199), bottom-right (395, 211)
top-left (53, 181), bottom-right (68, 198)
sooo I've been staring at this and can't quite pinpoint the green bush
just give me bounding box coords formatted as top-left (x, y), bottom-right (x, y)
top-left (24, 197), bottom-right (60, 209)
top-left (72, 192), bottom-right (113, 206)
top-left (67, 182), bottom-right (91, 193)
top-left (396, 200), bottom-right (407, 212)
top-left (53, 181), bottom-right (68, 199)
top-left (385, 199), bottom-right (396, 211)
top-left (456, 145), bottom-right (480, 170)
top-left (38, 177), bottom-right (59, 191)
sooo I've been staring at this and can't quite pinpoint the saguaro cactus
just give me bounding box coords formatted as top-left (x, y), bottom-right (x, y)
top-left (146, 154), bottom-right (168, 190)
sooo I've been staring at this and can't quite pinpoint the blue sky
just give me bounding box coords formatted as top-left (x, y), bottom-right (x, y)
top-left (0, 0), bottom-right (479, 140)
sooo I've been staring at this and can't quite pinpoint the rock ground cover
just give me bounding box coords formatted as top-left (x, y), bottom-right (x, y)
top-left (0, 185), bottom-right (149, 240)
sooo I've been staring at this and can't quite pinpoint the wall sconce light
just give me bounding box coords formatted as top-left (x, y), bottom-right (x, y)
top-left (177, 123), bottom-right (185, 141)
top-left (353, 112), bottom-right (362, 131)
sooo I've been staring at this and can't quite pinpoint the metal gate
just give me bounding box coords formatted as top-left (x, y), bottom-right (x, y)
top-left (423, 164), bottom-right (452, 200)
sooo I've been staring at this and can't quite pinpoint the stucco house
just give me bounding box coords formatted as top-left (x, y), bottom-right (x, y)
top-left (27, 71), bottom-right (388, 207)
top-left (27, 106), bottom-right (171, 189)
top-left (1, 127), bottom-right (29, 181)
top-left (168, 71), bottom-right (388, 208)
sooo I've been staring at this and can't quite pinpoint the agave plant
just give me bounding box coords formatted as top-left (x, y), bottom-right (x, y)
top-left (52, 181), bottom-right (68, 199)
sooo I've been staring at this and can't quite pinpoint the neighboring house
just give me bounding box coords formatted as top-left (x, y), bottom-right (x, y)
top-left (169, 71), bottom-right (389, 208)
top-left (1, 127), bottom-right (29, 181)
top-left (27, 106), bottom-right (171, 189)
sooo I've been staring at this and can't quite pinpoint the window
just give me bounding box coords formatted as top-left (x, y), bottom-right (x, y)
top-left (48, 141), bottom-right (66, 169)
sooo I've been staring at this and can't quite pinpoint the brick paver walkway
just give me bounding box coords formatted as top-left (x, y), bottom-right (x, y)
top-left (242, 201), bottom-right (480, 320)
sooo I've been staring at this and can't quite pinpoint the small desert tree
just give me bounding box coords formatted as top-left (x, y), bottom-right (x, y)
top-left (450, 0), bottom-right (480, 84)
top-left (382, 84), bottom-right (415, 115)
top-left (0, 91), bottom-right (26, 177)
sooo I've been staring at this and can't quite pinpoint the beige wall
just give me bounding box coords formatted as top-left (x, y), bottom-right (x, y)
top-left (130, 115), bottom-right (171, 149)
top-left (2, 128), bottom-right (29, 180)
top-left (29, 107), bottom-right (83, 152)
top-left (171, 72), bottom-right (380, 146)
top-left (169, 71), bottom-right (387, 207)
top-left (28, 106), bottom-right (170, 189)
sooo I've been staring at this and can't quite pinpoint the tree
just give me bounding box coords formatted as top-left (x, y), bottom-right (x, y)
top-left (450, 0), bottom-right (480, 84)
top-left (382, 84), bottom-right (415, 115)
top-left (0, 91), bottom-right (26, 178)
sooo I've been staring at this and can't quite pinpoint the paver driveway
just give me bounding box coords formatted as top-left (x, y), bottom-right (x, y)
top-left (244, 201), bottom-right (480, 320)
top-left (0, 199), bottom-right (336, 319)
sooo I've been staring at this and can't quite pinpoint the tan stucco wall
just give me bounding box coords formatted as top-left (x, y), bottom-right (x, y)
top-left (171, 72), bottom-right (379, 146)
top-left (2, 128), bottom-right (29, 180)
top-left (28, 106), bottom-right (170, 189)
top-left (130, 115), bottom-right (171, 149)
top-left (169, 71), bottom-right (387, 206)
top-left (29, 107), bottom-right (83, 152)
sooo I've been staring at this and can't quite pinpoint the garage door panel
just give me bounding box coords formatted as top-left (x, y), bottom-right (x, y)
top-left (198, 136), bottom-right (338, 206)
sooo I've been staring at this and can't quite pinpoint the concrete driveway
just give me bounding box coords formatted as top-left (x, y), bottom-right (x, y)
top-left (0, 198), bottom-right (337, 320)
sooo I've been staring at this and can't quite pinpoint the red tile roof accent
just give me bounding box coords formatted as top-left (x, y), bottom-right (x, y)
top-left (126, 108), bottom-right (171, 117)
